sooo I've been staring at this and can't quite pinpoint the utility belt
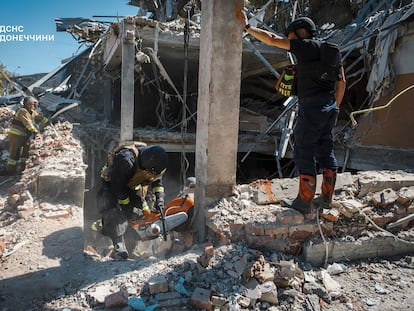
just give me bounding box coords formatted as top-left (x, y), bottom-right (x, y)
top-left (298, 94), bottom-right (336, 106)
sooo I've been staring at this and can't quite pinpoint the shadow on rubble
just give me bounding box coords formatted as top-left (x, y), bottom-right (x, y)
top-left (0, 226), bottom-right (169, 310)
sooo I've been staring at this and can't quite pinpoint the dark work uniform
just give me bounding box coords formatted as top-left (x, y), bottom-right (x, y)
top-left (99, 147), bottom-right (165, 242)
top-left (289, 39), bottom-right (340, 176)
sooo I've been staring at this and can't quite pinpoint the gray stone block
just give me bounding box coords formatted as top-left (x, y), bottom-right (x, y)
top-left (37, 170), bottom-right (85, 207)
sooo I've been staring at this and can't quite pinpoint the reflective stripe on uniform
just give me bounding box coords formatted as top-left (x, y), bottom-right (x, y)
top-left (153, 186), bottom-right (164, 193)
top-left (9, 128), bottom-right (27, 136)
top-left (7, 159), bottom-right (17, 165)
top-left (118, 197), bottom-right (130, 205)
top-left (27, 124), bottom-right (36, 132)
top-left (91, 219), bottom-right (103, 231)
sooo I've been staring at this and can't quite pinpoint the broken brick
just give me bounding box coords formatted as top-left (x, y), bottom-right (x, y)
top-left (288, 223), bottom-right (319, 240)
top-left (277, 209), bottom-right (305, 225)
top-left (259, 281), bottom-right (278, 304)
top-left (397, 186), bottom-right (414, 206)
top-left (204, 242), bottom-right (214, 256)
top-left (7, 182), bottom-right (26, 196)
top-left (197, 242), bottom-right (214, 267)
top-left (372, 213), bottom-right (395, 227)
top-left (104, 289), bottom-right (128, 308)
top-left (211, 295), bottom-right (227, 307)
top-left (42, 209), bottom-right (71, 219)
top-left (371, 188), bottom-right (398, 207)
top-left (0, 240), bottom-right (5, 257)
top-left (263, 224), bottom-right (289, 238)
top-left (148, 275), bottom-right (169, 294)
top-left (237, 295), bottom-right (251, 307)
top-left (245, 224), bottom-right (265, 236)
top-left (190, 287), bottom-right (212, 311)
top-left (320, 209), bottom-right (340, 222)
top-left (197, 252), bottom-right (211, 267)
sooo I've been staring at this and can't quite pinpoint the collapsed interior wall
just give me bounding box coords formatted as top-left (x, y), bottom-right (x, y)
top-left (353, 19), bottom-right (414, 149)
top-left (353, 73), bottom-right (414, 148)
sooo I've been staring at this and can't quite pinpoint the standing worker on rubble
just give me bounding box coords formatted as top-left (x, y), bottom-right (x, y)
top-left (236, 6), bottom-right (346, 214)
top-left (7, 96), bottom-right (49, 175)
top-left (97, 142), bottom-right (168, 259)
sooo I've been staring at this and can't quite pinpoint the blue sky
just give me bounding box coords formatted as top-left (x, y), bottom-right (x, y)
top-left (0, 0), bottom-right (138, 76)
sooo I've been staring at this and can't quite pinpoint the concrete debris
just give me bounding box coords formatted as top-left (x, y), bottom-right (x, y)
top-left (1, 90), bottom-right (414, 310)
top-left (320, 270), bottom-right (342, 295)
top-left (1, 177), bottom-right (413, 311)
top-left (206, 171), bottom-right (414, 262)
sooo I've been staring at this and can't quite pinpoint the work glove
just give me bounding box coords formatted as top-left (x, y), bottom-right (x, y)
top-left (275, 65), bottom-right (296, 97)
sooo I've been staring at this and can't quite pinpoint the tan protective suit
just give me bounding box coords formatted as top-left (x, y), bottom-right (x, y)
top-left (7, 106), bottom-right (48, 174)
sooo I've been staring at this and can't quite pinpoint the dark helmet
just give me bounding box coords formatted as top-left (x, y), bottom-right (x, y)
top-left (286, 17), bottom-right (317, 36)
top-left (139, 145), bottom-right (168, 175)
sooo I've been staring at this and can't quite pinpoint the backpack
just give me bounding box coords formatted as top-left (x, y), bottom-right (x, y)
top-left (100, 141), bottom-right (147, 182)
top-left (319, 41), bottom-right (342, 82)
top-left (295, 41), bottom-right (343, 83)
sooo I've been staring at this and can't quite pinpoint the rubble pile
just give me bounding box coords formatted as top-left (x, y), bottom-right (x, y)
top-left (0, 120), bottom-right (85, 240)
top-left (35, 239), bottom-right (414, 311)
top-left (32, 171), bottom-right (414, 310)
top-left (207, 171), bottom-right (414, 265)
top-left (0, 107), bottom-right (15, 167)
top-left (0, 113), bottom-right (413, 310)
top-left (24, 121), bottom-right (86, 176)
top-left (0, 107), bottom-right (14, 126)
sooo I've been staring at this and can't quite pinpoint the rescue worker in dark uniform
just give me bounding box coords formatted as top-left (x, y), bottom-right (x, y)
top-left (7, 96), bottom-right (49, 174)
top-left (236, 8), bottom-right (346, 214)
top-left (97, 142), bottom-right (168, 259)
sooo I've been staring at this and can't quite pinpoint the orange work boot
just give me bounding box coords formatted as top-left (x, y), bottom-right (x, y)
top-left (283, 174), bottom-right (316, 214)
top-left (314, 169), bottom-right (337, 209)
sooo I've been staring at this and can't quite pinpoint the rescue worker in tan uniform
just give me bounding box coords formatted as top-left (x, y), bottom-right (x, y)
top-left (7, 96), bottom-right (49, 174)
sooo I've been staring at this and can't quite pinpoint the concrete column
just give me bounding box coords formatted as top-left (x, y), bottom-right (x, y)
top-left (194, 0), bottom-right (243, 243)
top-left (120, 18), bottom-right (135, 143)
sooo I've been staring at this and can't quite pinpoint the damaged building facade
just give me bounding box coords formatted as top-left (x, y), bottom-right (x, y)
top-left (2, 0), bottom-right (414, 248)
top-left (47, 0), bottom-right (414, 177)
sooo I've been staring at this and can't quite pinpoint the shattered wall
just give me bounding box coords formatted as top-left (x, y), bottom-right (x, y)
top-left (353, 20), bottom-right (414, 149)
top-left (353, 74), bottom-right (414, 148)
top-left (62, 1), bottom-right (414, 186)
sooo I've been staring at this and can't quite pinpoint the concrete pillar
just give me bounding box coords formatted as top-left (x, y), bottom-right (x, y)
top-left (194, 1), bottom-right (243, 243)
top-left (120, 18), bottom-right (135, 143)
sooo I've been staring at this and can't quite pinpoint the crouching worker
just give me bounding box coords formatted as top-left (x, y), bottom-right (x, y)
top-left (7, 96), bottom-right (49, 174)
top-left (97, 142), bottom-right (168, 259)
